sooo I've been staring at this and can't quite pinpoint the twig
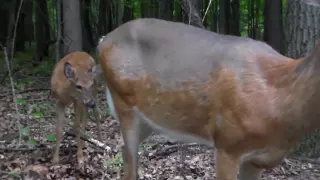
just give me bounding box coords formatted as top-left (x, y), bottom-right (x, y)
top-left (0, 147), bottom-right (49, 152)
top-left (202, 0), bottom-right (213, 22)
top-left (0, 88), bottom-right (51, 98)
top-left (1, 45), bottom-right (22, 145)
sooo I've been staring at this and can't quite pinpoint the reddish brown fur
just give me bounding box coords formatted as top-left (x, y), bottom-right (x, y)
top-left (97, 19), bottom-right (320, 180)
top-left (50, 51), bottom-right (102, 166)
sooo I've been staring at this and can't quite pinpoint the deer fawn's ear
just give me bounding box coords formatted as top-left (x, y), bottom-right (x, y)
top-left (89, 64), bottom-right (103, 78)
top-left (64, 62), bottom-right (74, 79)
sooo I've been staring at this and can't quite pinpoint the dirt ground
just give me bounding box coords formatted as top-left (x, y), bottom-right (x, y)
top-left (0, 76), bottom-right (320, 180)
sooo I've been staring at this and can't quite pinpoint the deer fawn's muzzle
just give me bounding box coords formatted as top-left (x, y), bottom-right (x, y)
top-left (85, 99), bottom-right (96, 108)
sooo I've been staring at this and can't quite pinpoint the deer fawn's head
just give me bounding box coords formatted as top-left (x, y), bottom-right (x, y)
top-left (63, 61), bottom-right (102, 108)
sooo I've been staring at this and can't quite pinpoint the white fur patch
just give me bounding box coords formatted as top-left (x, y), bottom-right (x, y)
top-left (106, 87), bottom-right (119, 121)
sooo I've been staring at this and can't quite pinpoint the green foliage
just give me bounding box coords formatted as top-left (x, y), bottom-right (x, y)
top-left (46, 134), bottom-right (57, 142)
top-left (9, 170), bottom-right (20, 179)
top-left (104, 152), bottom-right (124, 169)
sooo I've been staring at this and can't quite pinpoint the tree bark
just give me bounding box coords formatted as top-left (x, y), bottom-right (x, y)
top-left (179, 0), bottom-right (205, 28)
top-left (286, 0), bottom-right (320, 58)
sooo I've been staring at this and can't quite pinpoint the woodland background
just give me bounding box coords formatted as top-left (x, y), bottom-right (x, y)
top-left (0, 0), bottom-right (320, 179)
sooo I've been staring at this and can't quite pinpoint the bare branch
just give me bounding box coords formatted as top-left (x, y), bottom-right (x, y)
top-left (202, 0), bottom-right (213, 22)
top-left (0, 45), bottom-right (22, 145)
top-left (9, 0), bottom-right (25, 70)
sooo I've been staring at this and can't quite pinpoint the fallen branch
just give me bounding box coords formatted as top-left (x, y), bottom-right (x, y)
top-left (64, 131), bottom-right (114, 152)
top-left (152, 142), bottom-right (200, 157)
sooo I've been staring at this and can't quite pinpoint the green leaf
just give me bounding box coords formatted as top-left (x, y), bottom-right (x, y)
top-left (46, 134), bottom-right (56, 141)
top-left (85, 131), bottom-right (93, 138)
top-left (27, 139), bottom-right (38, 145)
top-left (16, 98), bottom-right (25, 105)
top-left (21, 127), bottom-right (29, 137)
top-left (32, 112), bottom-right (42, 119)
top-left (9, 170), bottom-right (20, 178)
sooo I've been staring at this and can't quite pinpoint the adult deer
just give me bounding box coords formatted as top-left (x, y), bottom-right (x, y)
top-left (50, 51), bottom-right (102, 166)
top-left (97, 18), bottom-right (320, 180)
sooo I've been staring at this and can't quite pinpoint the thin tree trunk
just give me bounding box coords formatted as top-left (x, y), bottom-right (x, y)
top-left (63, 0), bottom-right (82, 53)
top-left (123, 0), bottom-right (133, 23)
top-left (264, 0), bottom-right (283, 53)
top-left (158, 0), bottom-right (173, 21)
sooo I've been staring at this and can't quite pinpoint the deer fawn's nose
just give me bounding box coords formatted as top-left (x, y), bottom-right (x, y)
top-left (85, 100), bottom-right (96, 108)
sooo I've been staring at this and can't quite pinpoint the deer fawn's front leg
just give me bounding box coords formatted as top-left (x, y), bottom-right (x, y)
top-left (52, 103), bottom-right (65, 164)
top-left (92, 84), bottom-right (102, 140)
top-left (74, 101), bottom-right (86, 166)
top-left (119, 109), bottom-right (153, 180)
top-left (215, 149), bottom-right (239, 180)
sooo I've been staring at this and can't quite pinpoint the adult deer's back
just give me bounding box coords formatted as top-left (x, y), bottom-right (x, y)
top-left (97, 18), bottom-right (320, 180)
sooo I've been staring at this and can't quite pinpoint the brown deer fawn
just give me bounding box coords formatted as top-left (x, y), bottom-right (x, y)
top-left (96, 18), bottom-right (320, 180)
top-left (50, 51), bottom-right (102, 166)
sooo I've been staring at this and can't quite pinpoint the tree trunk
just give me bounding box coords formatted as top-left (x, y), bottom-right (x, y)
top-left (6, 0), bottom-right (17, 50)
top-left (98, 0), bottom-right (107, 35)
top-left (35, 0), bottom-right (46, 61)
top-left (230, 0), bottom-right (240, 36)
top-left (158, 0), bottom-right (173, 21)
top-left (286, 0), bottom-right (320, 58)
top-left (219, 0), bottom-right (230, 34)
top-left (123, 0), bottom-right (133, 23)
top-left (211, 0), bottom-right (218, 32)
top-left (23, 0), bottom-right (33, 48)
top-left (63, 0), bottom-right (82, 54)
top-left (264, 0), bottom-right (283, 53)
top-left (179, 0), bottom-right (204, 28)
top-left (81, 0), bottom-right (94, 52)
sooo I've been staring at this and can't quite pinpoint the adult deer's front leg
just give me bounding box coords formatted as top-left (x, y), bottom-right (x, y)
top-left (239, 162), bottom-right (264, 180)
top-left (52, 103), bottom-right (65, 164)
top-left (215, 149), bottom-right (239, 180)
top-left (120, 110), bottom-right (152, 180)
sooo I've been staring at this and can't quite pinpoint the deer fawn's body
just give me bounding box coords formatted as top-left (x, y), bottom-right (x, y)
top-left (50, 51), bottom-right (102, 166)
top-left (97, 18), bottom-right (320, 180)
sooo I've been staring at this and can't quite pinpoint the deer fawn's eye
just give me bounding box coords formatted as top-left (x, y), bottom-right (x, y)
top-left (76, 85), bottom-right (82, 90)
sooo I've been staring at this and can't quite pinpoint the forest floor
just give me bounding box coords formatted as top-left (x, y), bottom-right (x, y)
top-left (0, 74), bottom-right (320, 180)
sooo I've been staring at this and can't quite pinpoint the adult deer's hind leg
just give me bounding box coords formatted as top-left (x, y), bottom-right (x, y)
top-left (52, 103), bottom-right (65, 164)
top-left (120, 109), bottom-right (153, 180)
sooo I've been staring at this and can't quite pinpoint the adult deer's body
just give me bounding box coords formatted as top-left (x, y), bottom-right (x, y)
top-left (50, 51), bottom-right (102, 166)
top-left (97, 18), bottom-right (320, 180)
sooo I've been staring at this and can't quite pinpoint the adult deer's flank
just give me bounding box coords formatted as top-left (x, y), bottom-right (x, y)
top-left (50, 51), bottom-right (102, 166)
top-left (97, 18), bottom-right (320, 180)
